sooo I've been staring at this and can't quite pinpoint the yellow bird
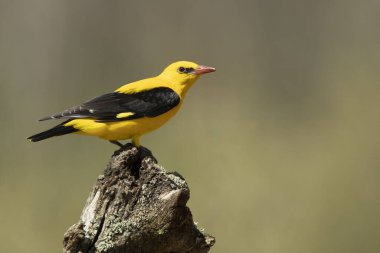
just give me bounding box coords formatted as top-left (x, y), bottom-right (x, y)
top-left (28, 61), bottom-right (215, 147)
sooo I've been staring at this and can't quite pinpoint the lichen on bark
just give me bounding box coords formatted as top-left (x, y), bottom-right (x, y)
top-left (63, 144), bottom-right (215, 253)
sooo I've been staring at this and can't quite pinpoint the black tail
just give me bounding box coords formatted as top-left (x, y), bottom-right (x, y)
top-left (27, 122), bottom-right (77, 142)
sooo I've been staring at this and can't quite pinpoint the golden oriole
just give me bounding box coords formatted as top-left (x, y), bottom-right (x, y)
top-left (28, 61), bottom-right (215, 147)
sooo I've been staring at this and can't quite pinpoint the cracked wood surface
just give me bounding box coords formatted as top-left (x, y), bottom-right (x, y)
top-left (63, 144), bottom-right (215, 253)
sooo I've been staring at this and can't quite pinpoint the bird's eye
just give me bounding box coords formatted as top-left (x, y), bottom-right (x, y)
top-left (178, 67), bottom-right (185, 73)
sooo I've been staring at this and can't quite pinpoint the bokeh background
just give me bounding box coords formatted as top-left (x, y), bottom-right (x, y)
top-left (1, 0), bottom-right (380, 252)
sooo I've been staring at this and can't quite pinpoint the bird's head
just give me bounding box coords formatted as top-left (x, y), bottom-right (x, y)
top-left (159, 61), bottom-right (216, 87)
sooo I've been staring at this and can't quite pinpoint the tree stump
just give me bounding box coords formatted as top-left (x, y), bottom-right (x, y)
top-left (63, 144), bottom-right (215, 253)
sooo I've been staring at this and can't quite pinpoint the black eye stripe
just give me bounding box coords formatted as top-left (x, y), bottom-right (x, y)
top-left (178, 67), bottom-right (195, 74)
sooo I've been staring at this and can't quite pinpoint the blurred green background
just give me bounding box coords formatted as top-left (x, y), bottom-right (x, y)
top-left (1, 0), bottom-right (380, 252)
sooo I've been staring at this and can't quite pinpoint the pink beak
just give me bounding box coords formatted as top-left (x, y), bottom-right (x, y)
top-left (194, 65), bottom-right (216, 75)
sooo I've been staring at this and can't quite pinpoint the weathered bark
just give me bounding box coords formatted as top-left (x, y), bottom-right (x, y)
top-left (63, 144), bottom-right (215, 253)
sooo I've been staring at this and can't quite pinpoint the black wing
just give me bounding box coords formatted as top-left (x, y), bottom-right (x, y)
top-left (39, 87), bottom-right (180, 122)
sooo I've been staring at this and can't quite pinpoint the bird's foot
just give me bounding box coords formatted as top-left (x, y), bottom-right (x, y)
top-left (109, 140), bottom-right (156, 162)
top-left (136, 145), bottom-right (157, 163)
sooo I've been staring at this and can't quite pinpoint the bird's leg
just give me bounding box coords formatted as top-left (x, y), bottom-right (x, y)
top-left (131, 136), bottom-right (141, 147)
top-left (109, 140), bottom-right (124, 148)
top-left (131, 135), bottom-right (156, 162)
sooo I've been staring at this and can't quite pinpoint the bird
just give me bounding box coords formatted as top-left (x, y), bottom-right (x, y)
top-left (27, 61), bottom-right (215, 147)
